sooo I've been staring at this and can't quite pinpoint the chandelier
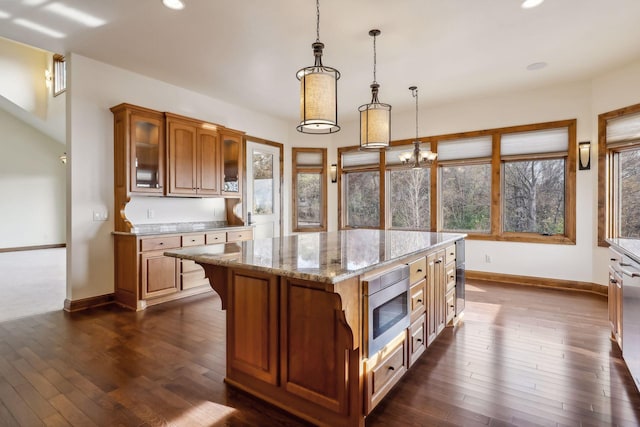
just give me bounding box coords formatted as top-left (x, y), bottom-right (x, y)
top-left (399, 86), bottom-right (437, 168)
top-left (359, 29), bottom-right (391, 149)
top-left (296, 0), bottom-right (340, 134)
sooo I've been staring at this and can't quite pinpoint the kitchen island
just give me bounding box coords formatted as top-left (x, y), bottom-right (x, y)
top-left (165, 229), bottom-right (465, 426)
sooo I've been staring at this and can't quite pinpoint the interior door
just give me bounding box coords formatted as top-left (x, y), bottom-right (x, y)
top-left (246, 140), bottom-right (281, 239)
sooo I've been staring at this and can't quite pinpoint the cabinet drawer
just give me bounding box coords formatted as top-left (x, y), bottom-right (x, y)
top-left (205, 231), bottom-right (227, 244)
top-left (370, 339), bottom-right (406, 398)
top-left (445, 244), bottom-right (456, 266)
top-left (409, 314), bottom-right (426, 367)
top-left (408, 257), bottom-right (426, 284)
top-left (410, 279), bottom-right (426, 322)
top-left (182, 234), bottom-right (205, 247)
top-left (445, 265), bottom-right (456, 292)
top-left (227, 229), bottom-right (253, 242)
top-left (446, 289), bottom-right (456, 324)
top-left (140, 236), bottom-right (181, 252)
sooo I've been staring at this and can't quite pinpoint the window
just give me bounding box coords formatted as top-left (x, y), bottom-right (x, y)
top-left (386, 144), bottom-right (431, 229)
top-left (599, 105), bottom-right (640, 244)
top-left (438, 136), bottom-right (492, 233)
top-left (339, 148), bottom-right (383, 229)
top-left (292, 148), bottom-right (327, 232)
top-left (53, 54), bottom-right (66, 96)
top-left (501, 127), bottom-right (569, 236)
top-left (335, 119), bottom-right (576, 243)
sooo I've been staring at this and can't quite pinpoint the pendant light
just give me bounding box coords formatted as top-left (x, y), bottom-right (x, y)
top-left (399, 86), bottom-right (437, 168)
top-left (359, 29), bottom-right (391, 150)
top-left (296, 0), bottom-right (340, 134)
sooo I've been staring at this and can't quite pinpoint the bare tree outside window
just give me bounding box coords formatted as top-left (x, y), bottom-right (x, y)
top-left (503, 159), bottom-right (565, 234)
top-left (441, 164), bottom-right (491, 232)
top-left (345, 171), bottom-right (379, 227)
top-left (619, 148), bottom-right (640, 238)
top-left (252, 152), bottom-right (273, 215)
top-left (296, 173), bottom-right (322, 228)
top-left (389, 169), bottom-right (430, 229)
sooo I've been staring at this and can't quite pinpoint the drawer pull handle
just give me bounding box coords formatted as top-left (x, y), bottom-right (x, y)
top-left (611, 258), bottom-right (618, 262)
top-left (387, 366), bottom-right (395, 371)
top-left (417, 338), bottom-right (422, 343)
top-left (416, 268), bottom-right (423, 273)
top-left (435, 260), bottom-right (442, 264)
top-left (450, 304), bottom-right (455, 308)
top-left (610, 279), bottom-right (617, 284)
top-left (159, 242), bottom-right (164, 246)
top-left (417, 299), bottom-right (423, 303)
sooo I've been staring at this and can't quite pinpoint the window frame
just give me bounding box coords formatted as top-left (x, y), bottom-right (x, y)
top-left (292, 147), bottom-right (327, 232)
top-left (53, 54), bottom-right (66, 96)
top-left (598, 102), bottom-right (640, 246)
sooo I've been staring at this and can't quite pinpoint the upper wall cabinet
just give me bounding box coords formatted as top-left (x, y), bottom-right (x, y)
top-left (166, 113), bottom-right (220, 196)
top-left (112, 103), bottom-right (165, 195)
top-left (220, 129), bottom-right (245, 197)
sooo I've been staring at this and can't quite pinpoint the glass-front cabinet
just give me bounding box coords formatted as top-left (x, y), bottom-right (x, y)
top-left (220, 129), bottom-right (244, 196)
top-left (130, 112), bottom-right (164, 193)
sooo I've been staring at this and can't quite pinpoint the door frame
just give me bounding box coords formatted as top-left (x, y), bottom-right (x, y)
top-left (243, 136), bottom-right (284, 238)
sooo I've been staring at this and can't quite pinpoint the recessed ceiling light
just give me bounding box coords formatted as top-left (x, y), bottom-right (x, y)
top-left (522, 0), bottom-right (544, 9)
top-left (0, 10), bottom-right (11, 19)
top-left (44, 2), bottom-right (106, 27)
top-left (162, 0), bottom-right (185, 10)
top-left (13, 18), bottom-right (66, 38)
top-left (526, 62), bottom-right (548, 71)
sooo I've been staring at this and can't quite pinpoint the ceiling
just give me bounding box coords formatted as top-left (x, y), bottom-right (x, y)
top-left (2, 0), bottom-right (640, 125)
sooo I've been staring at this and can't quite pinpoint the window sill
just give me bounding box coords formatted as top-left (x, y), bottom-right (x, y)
top-left (465, 232), bottom-right (576, 245)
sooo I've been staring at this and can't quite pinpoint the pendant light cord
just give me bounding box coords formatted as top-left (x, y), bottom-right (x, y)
top-left (413, 87), bottom-right (419, 141)
top-left (372, 33), bottom-right (377, 84)
top-left (316, 0), bottom-right (320, 42)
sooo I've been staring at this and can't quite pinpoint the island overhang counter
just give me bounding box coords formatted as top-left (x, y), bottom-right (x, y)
top-left (165, 229), bottom-right (465, 426)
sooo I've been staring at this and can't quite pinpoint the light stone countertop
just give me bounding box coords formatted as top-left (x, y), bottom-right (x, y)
top-left (607, 238), bottom-right (640, 264)
top-left (165, 229), bottom-right (465, 284)
top-left (112, 221), bottom-right (251, 236)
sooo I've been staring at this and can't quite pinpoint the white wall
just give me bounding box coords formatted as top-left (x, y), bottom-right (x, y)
top-left (67, 54), bottom-right (292, 301)
top-left (0, 108), bottom-right (66, 248)
top-left (334, 80), bottom-right (599, 284)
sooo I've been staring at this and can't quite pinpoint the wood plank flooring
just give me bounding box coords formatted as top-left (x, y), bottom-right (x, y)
top-left (0, 281), bottom-right (638, 426)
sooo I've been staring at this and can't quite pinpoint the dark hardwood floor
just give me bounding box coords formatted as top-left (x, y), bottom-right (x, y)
top-left (0, 281), bottom-right (638, 426)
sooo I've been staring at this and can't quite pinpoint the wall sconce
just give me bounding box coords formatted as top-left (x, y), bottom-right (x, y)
top-left (45, 69), bottom-right (52, 89)
top-left (578, 141), bottom-right (591, 170)
top-left (330, 164), bottom-right (337, 183)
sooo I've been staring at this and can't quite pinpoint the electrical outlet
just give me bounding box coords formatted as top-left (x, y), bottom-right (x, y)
top-left (485, 254), bottom-right (491, 263)
top-left (147, 209), bottom-right (155, 219)
top-left (93, 211), bottom-right (108, 221)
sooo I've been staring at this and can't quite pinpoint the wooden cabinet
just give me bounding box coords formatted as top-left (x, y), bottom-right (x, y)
top-left (114, 228), bottom-right (253, 310)
top-left (166, 113), bottom-right (220, 196)
top-left (426, 250), bottom-right (446, 345)
top-left (111, 104), bottom-right (166, 232)
top-left (220, 129), bottom-right (244, 196)
top-left (609, 248), bottom-right (623, 348)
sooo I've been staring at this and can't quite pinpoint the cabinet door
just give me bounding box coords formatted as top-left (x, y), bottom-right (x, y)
top-left (426, 253), bottom-right (437, 345)
top-left (168, 119), bottom-right (198, 195)
top-left (141, 251), bottom-right (178, 299)
top-left (435, 250), bottom-right (446, 335)
top-left (220, 130), bottom-right (243, 196)
top-left (130, 112), bottom-right (164, 194)
top-left (197, 128), bottom-right (220, 195)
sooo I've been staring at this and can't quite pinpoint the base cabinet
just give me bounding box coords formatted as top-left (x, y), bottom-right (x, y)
top-left (114, 228), bottom-right (253, 310)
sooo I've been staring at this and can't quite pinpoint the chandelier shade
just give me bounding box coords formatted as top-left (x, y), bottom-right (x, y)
top-left (296, 1), bottom-right (340, 134)
top-left (359, 29), bottom-right (391, 149)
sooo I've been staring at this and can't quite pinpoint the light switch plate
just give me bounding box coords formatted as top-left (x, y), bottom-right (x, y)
top-left (93, 211), bottom-right (108, 221)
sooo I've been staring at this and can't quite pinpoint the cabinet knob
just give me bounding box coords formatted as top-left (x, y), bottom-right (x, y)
top-left (159, 242), bottom-right (164, 246)
top-left (610, 258), bottom-right (618, 262)
top-left (450, 304), bottom-right (455, 308)
top-left (417, 299), bottom-right (423, 303)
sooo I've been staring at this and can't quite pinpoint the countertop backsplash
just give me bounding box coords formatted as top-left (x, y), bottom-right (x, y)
top-left (124, 196), bottom-right (226, 225)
